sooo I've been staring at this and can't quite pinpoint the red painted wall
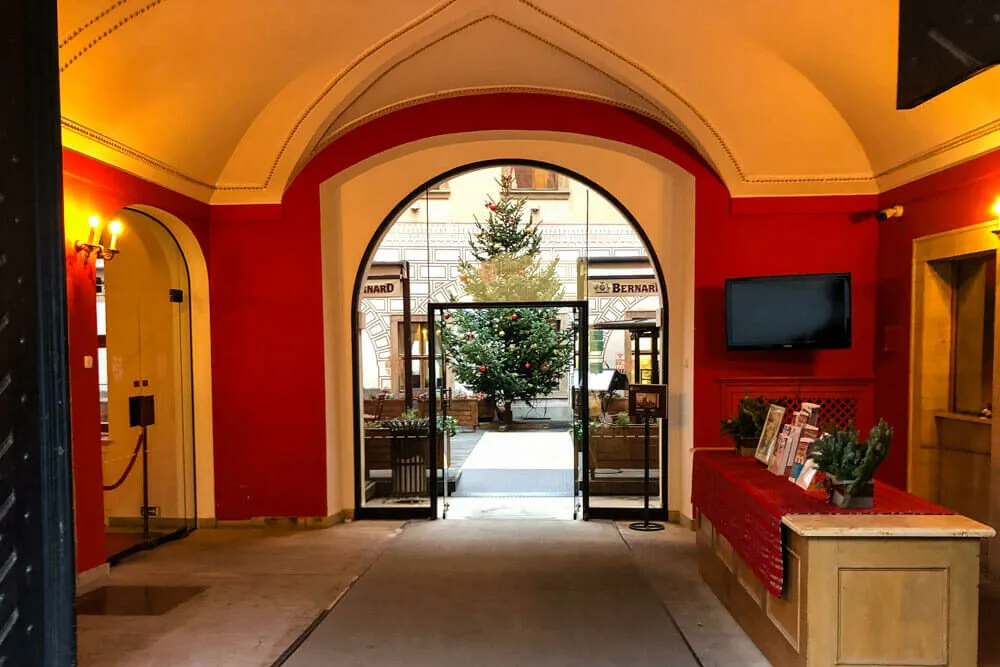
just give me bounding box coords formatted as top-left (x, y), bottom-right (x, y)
top-left (875, 149), bottom-right (1000, 488)
top-left (62, 150), bottom-right (210, 572)
top-left (695, 193), bottom-right (880, 445)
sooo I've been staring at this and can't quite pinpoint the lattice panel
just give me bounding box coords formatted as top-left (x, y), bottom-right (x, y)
top-left (773, 397), bottom-right (858, 430)
top-left (719, 378), bottom-right (875, 442)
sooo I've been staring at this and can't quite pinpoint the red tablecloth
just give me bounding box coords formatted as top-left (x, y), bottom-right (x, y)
top-left (691, 450), bottom-right (952, 597)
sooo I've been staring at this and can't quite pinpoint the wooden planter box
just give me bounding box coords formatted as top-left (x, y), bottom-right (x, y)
top-left (416, 398), bottom-right (478, 429)
top-left (589, 424), bottom-right (660, 472)
top-left (363, 398), bottom-right (406, 421)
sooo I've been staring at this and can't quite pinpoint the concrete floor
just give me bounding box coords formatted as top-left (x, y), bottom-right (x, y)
top-left (76, 517), bottom-right (1000, 667)
top-left (282, 520), bottom-right (703, 667)
top-left (76, 521), bottom-right (404, 667)
top-left (76, 517), bottom-right (770, 667)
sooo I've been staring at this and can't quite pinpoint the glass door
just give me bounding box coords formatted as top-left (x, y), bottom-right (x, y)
top-left (101, 211), bottom-right (196, 562)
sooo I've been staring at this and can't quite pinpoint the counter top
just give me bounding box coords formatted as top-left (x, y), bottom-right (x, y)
top-left (782, 513), bottom-right (996, 538)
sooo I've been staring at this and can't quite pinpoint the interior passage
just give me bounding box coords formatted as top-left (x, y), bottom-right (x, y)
top-left (282, 520), bottom-right (699, 667)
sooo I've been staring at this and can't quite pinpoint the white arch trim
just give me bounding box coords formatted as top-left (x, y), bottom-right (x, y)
top-left (129, 204), bottom-right (216, 521)
top-left (318, 130), bottom-right (697, 521)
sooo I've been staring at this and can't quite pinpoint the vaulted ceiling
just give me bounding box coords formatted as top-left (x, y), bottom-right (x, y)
top-left (58, 0), bottom-right (1000, 203)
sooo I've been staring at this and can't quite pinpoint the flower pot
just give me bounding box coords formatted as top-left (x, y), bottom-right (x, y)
top-left (737, 437), bottom-right (758, 457)
top-left (829, 478), bottom-right (874, 509)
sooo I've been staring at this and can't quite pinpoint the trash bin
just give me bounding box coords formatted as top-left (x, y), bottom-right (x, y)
top-left (390, 435), bottom-right (428, 498)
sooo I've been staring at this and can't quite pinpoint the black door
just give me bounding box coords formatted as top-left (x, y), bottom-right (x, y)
top-left (0, 0), bottom-right (77, 664)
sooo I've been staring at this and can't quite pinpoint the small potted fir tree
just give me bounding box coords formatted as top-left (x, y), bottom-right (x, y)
top-left (808, 419), bottom-right (893, 508)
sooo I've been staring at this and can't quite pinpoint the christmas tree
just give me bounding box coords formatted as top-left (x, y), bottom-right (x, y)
top-left (440, 173), bottom-right (575, 428)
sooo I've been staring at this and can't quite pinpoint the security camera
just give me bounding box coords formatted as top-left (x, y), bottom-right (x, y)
top-left (875, 205), bottom-right (903, 222)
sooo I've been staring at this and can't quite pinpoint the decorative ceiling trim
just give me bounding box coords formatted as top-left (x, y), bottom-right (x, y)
top-left (59, 0), bottom-right (167, 74)
top-left (307, 14), bottom-right (690, 159)
top-left (309, 86), bottom-right (688, 159)
top-left (875, 116), bottom-right (1000, 180)
top-left (62, 117), bottom-right (215, 190)
top-left (515, 0), bottom-right (748, 181)
top-left (59, 0), bottom-right (130, 48)
top-left (226, 0), bottom-right (463, 192)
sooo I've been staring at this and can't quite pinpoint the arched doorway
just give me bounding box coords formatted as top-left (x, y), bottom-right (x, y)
top-left (350, 161), bottom-right (668, 520)
top-left (98, 208), bottom-right (197, 561)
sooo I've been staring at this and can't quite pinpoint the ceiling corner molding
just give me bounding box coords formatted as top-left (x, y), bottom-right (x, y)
top-left (59, 0), bottom-right (168, 74)
top-left (62, 117), bottom-right (215, 191)
top-left (875, 116), bottom-right (1000, 182)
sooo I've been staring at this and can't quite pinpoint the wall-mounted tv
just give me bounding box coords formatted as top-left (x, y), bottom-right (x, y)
top-left (725, 273), bottom-right (851, 351)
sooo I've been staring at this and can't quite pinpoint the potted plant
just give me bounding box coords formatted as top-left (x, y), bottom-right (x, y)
top-left (720, 394), bottom-right (786, 456)
top-left (808, 419), bottom-right (892, 508)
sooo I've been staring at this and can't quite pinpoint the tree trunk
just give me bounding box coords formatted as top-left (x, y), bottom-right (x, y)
top-left (496, 401), bottom-right (514, 431)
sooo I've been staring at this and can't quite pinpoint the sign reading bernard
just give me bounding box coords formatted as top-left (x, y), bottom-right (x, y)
top-left (363, 279), bottom-right (400, 296)
top-left (589, 277), bottom-right (658, 296)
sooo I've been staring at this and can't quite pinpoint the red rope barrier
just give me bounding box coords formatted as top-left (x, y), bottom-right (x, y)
top-left (103, 430), bottom-right (144, 491)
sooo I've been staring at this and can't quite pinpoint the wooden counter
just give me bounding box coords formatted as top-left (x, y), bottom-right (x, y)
top-left (698, 504), bottom-right (994, 667)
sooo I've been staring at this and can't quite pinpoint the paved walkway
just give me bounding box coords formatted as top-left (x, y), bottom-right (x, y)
top-left (282, 520), bottom-right (701, 667)
top-left (75, 519), bottom-right (774, 667)
top-left (454, 431), bottom-right (574, 497)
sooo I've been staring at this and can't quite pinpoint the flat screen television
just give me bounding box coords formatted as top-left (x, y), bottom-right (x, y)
top-left (725, 273), bottom-right (851, 350)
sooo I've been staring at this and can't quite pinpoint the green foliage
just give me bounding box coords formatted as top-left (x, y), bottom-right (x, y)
top-left (441, 174), bottom-right (574, 411)
top-left (454, 174), bottom-right (563, 302)
top-left (719, 394), bottom-right (787, 444)
top-left (437, 415), bottom-right (458, 437)
top-left (615, 413), bottom-right (631, 426)
top-left (807, 419), bottom-right (893, 503)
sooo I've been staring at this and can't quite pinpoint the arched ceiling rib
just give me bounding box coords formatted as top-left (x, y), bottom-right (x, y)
top-left (57, 0), bottom-right (1000, 204)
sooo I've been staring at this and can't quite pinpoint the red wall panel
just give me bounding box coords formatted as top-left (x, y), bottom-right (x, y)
top-left (694, 193), bottom-right (880, 448)
top-left (875, 149), bottom-right (1000, 488)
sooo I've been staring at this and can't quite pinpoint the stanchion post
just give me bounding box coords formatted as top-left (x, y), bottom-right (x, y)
top-left (629, 412), bottom-right (663, 532)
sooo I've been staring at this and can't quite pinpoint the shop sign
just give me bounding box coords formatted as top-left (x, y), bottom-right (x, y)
top-left (588, 277), bottom-right (658, 296)
top-left (363, 279), bottom-right (400, 295)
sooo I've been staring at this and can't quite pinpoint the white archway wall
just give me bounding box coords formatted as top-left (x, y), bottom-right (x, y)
top-left (318, 130), bottom-right (696, 520)
top-left (129, 205), bottom-right (216, 521)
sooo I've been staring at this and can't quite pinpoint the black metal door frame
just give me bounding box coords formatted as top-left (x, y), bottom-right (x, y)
top-left (1, 0), bottom-right (77, 663)
top-left (427, 300), bottom-right (590, 520)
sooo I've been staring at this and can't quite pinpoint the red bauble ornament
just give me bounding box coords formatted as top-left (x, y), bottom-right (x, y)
top-left (518, 269), bottom-right (525, 276)
top-left (479, 365), bottom-right (487, 373)
top-left (459, 274), bottom-right (467, 281)
top-left (524, 362), bottom-right (531, 369)
top-left (511, 313), bottom-right (518, 320)
top-left (488, 204), bottom-right (497, 211)
top-left (443, 312), bottom-right (450, 319)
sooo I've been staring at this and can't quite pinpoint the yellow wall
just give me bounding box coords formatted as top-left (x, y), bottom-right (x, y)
top-left (102, 209), bottom-right (195, 524)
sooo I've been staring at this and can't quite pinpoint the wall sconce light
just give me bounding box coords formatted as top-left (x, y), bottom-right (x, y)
top-left (530, 206), bottom-right (540, 213)
top-left (992, 198), bottom-right (1000, 236)
top-left (75, 215), bottom-right (122, 263)
top-left (410, 205), bottom-right (421, 213)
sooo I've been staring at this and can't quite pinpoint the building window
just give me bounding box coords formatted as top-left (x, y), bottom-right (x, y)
top-left (397, 321), bottom-right (430, 393)
top-left (951, 253), bottom-right (995, 415)
top-left (589, 330), bottom-right (604, 353)
top-left (96, 260), bottom-right (110, 438)
top-left (503, 166), bottom-right (566, 192)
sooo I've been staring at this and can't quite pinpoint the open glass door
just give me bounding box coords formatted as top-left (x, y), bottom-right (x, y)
top-left (428, 301), bottom-right (588, 520)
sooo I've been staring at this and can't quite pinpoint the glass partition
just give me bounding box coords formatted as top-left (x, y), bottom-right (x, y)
top-left (356, 164), bottom-right (664, 520)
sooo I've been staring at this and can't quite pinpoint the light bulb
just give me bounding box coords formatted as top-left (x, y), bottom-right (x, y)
top-left (108, 219), bottom-right (122, 251)
top-left (87, 215), bottom-right (101, 244)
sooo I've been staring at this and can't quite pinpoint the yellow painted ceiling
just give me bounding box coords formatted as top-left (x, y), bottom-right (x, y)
top-left (57, 0), bottom-right (1000, 203)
